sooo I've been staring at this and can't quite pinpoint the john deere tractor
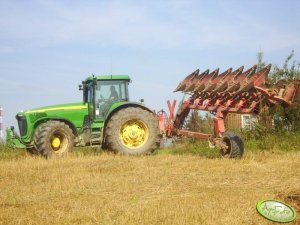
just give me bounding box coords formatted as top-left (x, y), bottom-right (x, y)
top-left (7, 75), bottom-right (159, 158)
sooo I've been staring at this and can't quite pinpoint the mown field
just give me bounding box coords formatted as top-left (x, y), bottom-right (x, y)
top-left (0, 138), bottom-right (299, 225)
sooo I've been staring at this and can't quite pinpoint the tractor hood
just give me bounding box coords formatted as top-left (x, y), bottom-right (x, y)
top-left (22, 102), bottom-right (88, 114)
top-left (15, 102), bottom-right (88, 141)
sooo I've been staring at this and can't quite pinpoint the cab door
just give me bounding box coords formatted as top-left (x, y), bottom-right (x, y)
top-left (87, 82), bottom-right (95, 119)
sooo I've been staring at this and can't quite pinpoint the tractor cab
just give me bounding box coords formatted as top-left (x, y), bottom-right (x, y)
top-left (81, 75), bottom-right (131, 119)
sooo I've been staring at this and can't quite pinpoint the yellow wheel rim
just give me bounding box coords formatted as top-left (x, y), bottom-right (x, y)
top-left (119, 119), bottom-right (149, 149)
top-left (52, 136), bottom-right (61, 148)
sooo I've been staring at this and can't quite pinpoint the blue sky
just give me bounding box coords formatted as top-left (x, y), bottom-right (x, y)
top-left (0, 0), bottom-right (300, 130)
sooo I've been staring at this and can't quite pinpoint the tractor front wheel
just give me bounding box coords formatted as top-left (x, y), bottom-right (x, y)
top-left (34, 121), bottom-right (74, 158)
top-left (105, 107), bottom-right (159, 155)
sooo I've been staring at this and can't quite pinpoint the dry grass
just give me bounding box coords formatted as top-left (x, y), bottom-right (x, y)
top-left (0, 150), bottom-right (299, 225)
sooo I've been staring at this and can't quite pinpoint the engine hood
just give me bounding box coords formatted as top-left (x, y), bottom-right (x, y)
top-left (15, 102), bottom-right (88, 140)
top-left (22, 102), bottom-right (87, 114)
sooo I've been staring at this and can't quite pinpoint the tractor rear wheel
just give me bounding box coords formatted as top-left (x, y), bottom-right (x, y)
top-left (220, 132), bottom-right (244, 158)
top-left (105, 107), bottom-right (159, 155)
top-left (34, 121), bottom-right (74, 158)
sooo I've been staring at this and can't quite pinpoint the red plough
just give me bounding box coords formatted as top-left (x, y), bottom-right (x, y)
top-left (160, 64), bottom-right (300, 158)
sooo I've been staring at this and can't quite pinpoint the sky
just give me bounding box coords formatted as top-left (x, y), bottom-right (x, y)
top-left (0, 0), bottom-right (300, 133)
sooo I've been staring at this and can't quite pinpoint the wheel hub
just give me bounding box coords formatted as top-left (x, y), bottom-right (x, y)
top-left (52, 137), bottom-right (61, 148)
top-left (120, 119), bottom-right (149, 149)
top-left (128, 126), bottom-right (139, 139)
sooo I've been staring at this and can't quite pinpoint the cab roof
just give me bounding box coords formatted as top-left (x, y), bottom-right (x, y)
top-left (85, 75), bottom-right (131, 82)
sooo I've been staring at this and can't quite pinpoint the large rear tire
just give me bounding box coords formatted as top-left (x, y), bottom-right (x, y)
top-left (105, 107), bottom-right (159, 155)
top-left (33, 121), bottom-right (74, 158)
top-left (220, 132), bottom-right (244, 158)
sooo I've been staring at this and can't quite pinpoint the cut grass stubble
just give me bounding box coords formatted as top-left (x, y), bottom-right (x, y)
top-left (0, 147), bottom-right (299, 225)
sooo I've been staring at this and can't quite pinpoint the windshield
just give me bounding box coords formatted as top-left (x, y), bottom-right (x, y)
top-left (95, 80), bottom-right (129, 101)
top-left (93, 80), bottom-right (129, 118)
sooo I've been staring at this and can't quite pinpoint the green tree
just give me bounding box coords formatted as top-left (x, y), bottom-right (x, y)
top-left (272, 50), bottom-right (300, 82)
top-left (184, 110), bottom-right (212, 133)
top-left (258, 50), bottom-right (300, 133)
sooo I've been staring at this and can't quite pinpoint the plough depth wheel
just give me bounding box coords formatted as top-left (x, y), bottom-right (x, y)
top-left (220, 132), bottom-right (244, 158)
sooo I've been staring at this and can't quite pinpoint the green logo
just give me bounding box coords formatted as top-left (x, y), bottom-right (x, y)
top-left (256, 200), bottom-right (297, 223)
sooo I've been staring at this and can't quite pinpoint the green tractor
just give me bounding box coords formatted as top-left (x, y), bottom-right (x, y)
top-left (7, 75), bottom-right (160, 158)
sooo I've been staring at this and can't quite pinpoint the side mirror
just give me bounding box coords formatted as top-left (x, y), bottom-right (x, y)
top-left (140, 99), bottom-right (144, 103)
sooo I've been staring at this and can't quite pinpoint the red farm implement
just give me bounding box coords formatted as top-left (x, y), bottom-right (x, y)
top-left (159, 64), bottom-right (300, 158)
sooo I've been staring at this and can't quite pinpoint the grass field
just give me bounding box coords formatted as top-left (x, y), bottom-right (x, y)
top-left (0, 143), bottom-right (299, 225)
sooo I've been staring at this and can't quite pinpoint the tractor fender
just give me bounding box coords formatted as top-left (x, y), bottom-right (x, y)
top-left (104, 102), bottom-right (156, 129)
top-left (33, 117), bottom-right (79, 137)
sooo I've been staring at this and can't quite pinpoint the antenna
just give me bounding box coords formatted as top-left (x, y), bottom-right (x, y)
top-left (110, 57), bottom-right (113, 79)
